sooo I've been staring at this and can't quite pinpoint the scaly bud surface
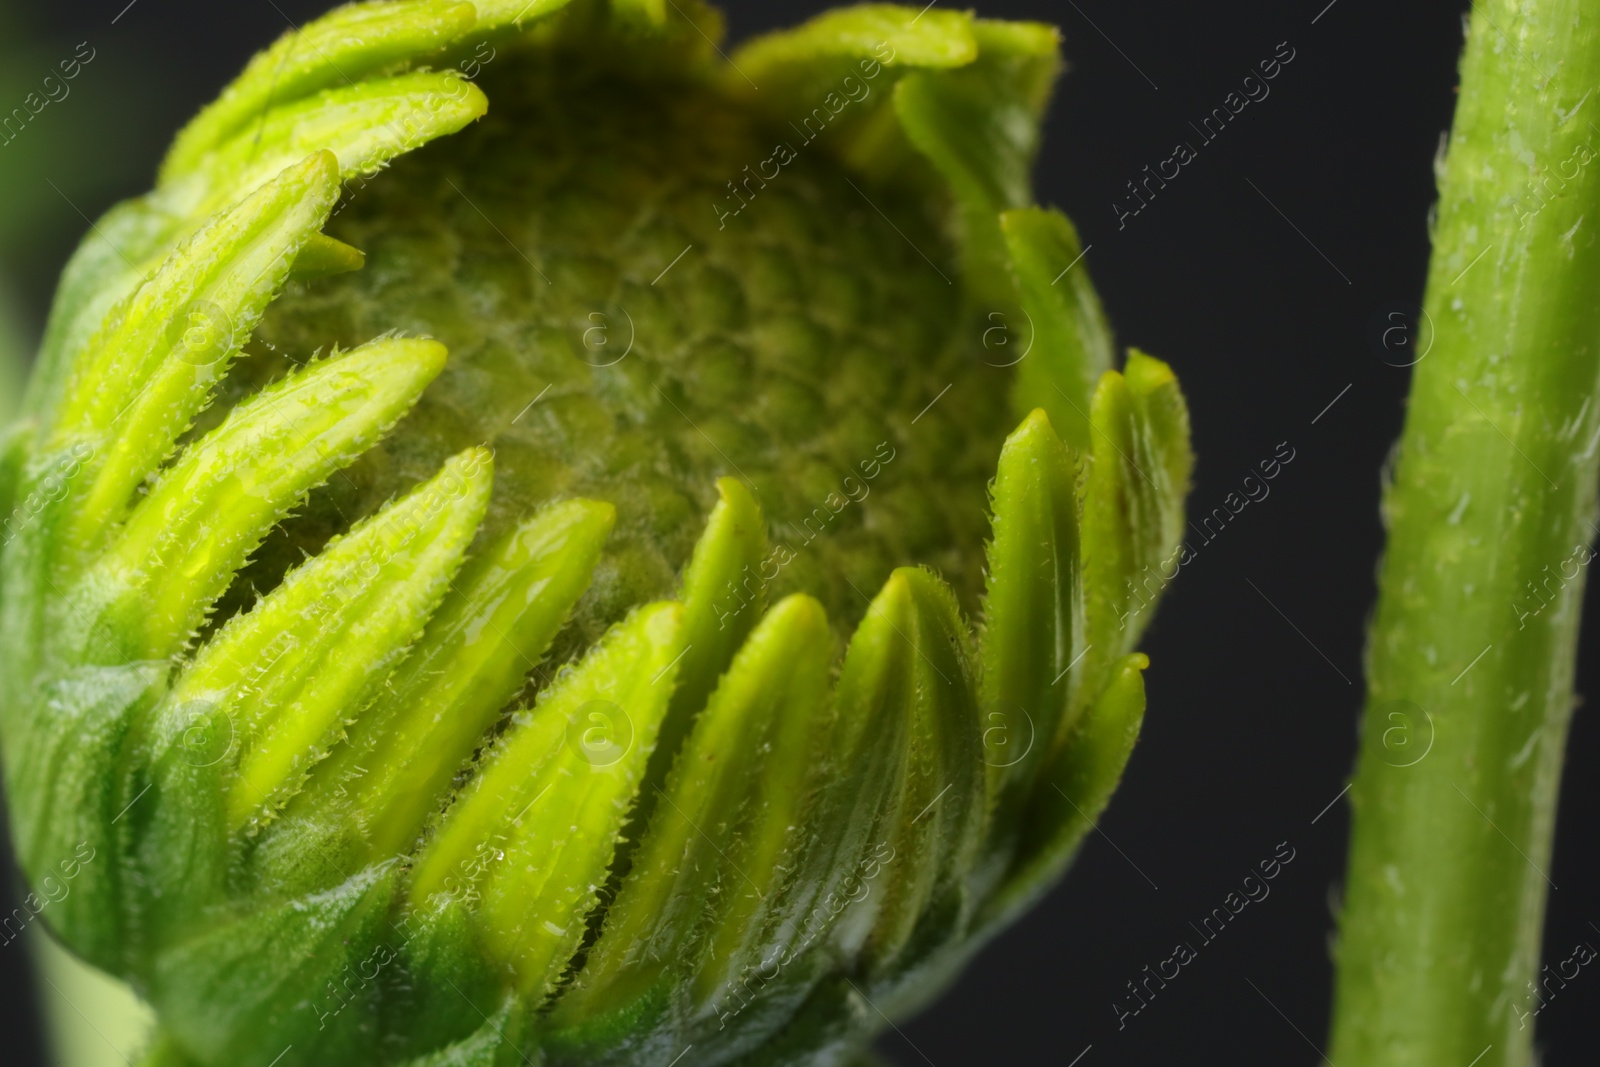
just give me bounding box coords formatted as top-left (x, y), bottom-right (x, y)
top-left (0, 3), bottom-right (1192, 1065)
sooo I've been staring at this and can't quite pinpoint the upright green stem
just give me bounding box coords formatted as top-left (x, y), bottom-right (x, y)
top-left (1331, 3), bottom-right (1600, 1064)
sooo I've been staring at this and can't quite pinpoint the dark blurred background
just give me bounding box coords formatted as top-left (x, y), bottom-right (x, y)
top-left (1, 1), bottom-right (1596, 1064)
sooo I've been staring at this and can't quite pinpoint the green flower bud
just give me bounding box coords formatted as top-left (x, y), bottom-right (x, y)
top-left (0, 3), bottom-right (1192, 1065)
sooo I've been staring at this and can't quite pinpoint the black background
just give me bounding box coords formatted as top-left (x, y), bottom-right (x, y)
top-left (1, 1), bottom-right (1597, 1065)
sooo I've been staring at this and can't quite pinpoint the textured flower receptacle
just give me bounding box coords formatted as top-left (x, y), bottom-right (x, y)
top-left (0, 3), bottom-right (1192, 1066)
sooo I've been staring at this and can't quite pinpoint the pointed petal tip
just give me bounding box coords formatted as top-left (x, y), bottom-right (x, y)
top-left (438, 445), bottom-right (496, 506)
top-left (1009, 406), bottom-right (1056, 441)
top-left (1123, 348), bottom-right (1176, 394)
top-left (767, 591), bottom-right (830, 636)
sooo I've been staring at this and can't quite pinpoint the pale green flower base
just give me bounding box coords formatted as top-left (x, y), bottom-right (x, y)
top-left (32, 930), bottom-right (155, 1067)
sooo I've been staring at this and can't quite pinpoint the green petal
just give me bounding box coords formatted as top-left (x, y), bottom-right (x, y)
top-left (55, 153), bottom-right (342, 553)
top-left (92, 336), bottom-right (446, 661)
top-left (157, 449), bottom-right (492, 830)
top-left (557, 595), bottom-right (834, 1037)
top-left (288, 232), bottom-right (367, 281)
top-left (471, 0), bottom-right (583, 28)
top-left (832, 567), bottom-right (982, 977)
top-left (30, 1), bottom-right (504, 430)
top-left (410, 600), bottom-right (685, 997)
top-left (3, 662), bottom-right (162, 969)
top-left (977, 408), bottom-right (1083, 874)
top-left (392, 996), bottom-right (526, 1067)
top-left (161, 2), bottom-right (480, 180)
top-left (23, 201), bottom-right (190, 430)
top-left (729, 5), bottom-right (977, 187)
top-left (969, 18), bottom-right (1065, 117)
top-left (669, 477), bottom-right (770, 715)
top-left (160, 71), bottom-right (488, 223)
top-left (1077, 355), bottom-right (1190, 718)
top-left (981, 652), bottom-right (1146, 929)
top-left (1123, 348), bottom-right (1194, 560)
top-left (1001, 206), bottom-right (1114, 450)
top-left (891, 22), bottom-right (1059, 308)
top-left (148, 866), bottom-right (400, 1066)
top-left (687, 599), bottom-right (839, 1018)
top-left (295, 496), bottom-right (617, 864)
top-left (733, 6), bottom-right (977, 78)
top-left (636, 475), bottom-right (769, 826)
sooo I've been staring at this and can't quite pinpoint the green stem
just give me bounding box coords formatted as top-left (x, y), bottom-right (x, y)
top-left (1330, 3), bottom-right (1600, 1064)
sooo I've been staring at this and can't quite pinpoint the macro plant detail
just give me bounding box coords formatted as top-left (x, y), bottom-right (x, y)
top-left (1329, 2), bottom-right (1600, 1065)
top-left (0, 3), bottom-right (1192, 1066)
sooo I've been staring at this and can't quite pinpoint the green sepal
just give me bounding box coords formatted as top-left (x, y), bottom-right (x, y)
top-left (156, 448), bottom-right (492, 831)
top-left (831, 567), bottom-right (983, 979)
top-left (1001, 206), bottom-right (1114, 450)
top-left (891, 22), bottom-right (1058, 309)
top-left (2, 662), bottom-right (164, 970)
top-left (55, 153), bottom-right (343, 555)
top-left (386, 899), bottom-right (507, 1061)
top-left (536, 476), bottom-right (754, 1054)
top-left (410, 600), bottom-right (685, 998)
top-left (688, 607), bottom-right (841, 1025)
top-left (976, 408), bottom-right (1083, 883)
top-left (1122, 349), bottom-right (1194, 563)
top-left (729, 5), bottom-right (976, 187)
top-left (726, 971), bottom-right (868, 1067)
top-left (147, 865), bottom-right (401, 1067)
top-left (980, 652), bottom-right (1146, 931)
top-left (90, 336), bottom-right (447, 661)
top-left (664, 476), bottom-right (769, 737)
top-left (734, 6), bottom-right (977, 79)
top-left (23, 200), bottom-right (188, 430)
top-left (289, 232), bottom-right (367, 280)
top-left (392, 993), bottom-right (529, 1067)
top-left (1077, 356), bottom-right (1190, 735)
top-left (285, 496), bottom-right (616, 866)
top-left (28, 0), bottom-right (503, 430)
top-left (159, 0), bottom-right (586, 191)
top-left (132, 709), bottom-right (235, 958)
top-left (625, 476), bottom-right (769, 855)
top-left (554, 595), bottom-right (834, 1054)
top-left (471, 0), bottom-right (583, 30)
top-left (161, 2), bottom-right (481, 181)
top-left (966, 19), bottom-right (1064, 118)
top-left (159, 71), bottom-right (488, 224)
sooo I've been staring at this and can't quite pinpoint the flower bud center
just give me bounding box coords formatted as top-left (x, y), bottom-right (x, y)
top-left (247, 43), bottom-right (1012, 637)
